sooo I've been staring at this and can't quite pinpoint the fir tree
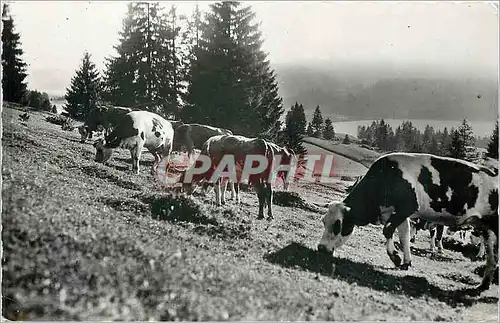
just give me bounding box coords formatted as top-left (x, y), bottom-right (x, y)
top-left (282, 102), bottom-right (307, 157)
top-left (448, 129), bottom-right (466, 159)
top-left (486, 121), bottom-right (499, 159)
top-left (64, 52), bottom-right (102, 120)
top-left (306, 122), bottom-right (314, 137)
top-left (2, 4), bottom-right (28, 103)
top-left (311, 105), bottom-right (324, 138)
top-left (323, 118), bottom-right (335, 140)
top-left (184, 1), bottom-right (284, 138)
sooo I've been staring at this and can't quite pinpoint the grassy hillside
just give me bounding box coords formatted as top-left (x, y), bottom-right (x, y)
top-left (303, 137), bottom-right (381, 168)
top-left (2, 107), bottom-right (497, 321)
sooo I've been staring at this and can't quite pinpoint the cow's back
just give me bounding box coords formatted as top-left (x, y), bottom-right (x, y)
top-left (107, 111), bottom-right (173, 150)
top-left (346, 153), bottom-right (498, 224)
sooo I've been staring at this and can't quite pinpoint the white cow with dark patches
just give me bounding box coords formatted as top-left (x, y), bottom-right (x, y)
top-left (94, 111), bottom-right (174, 175)
top-left (316, 152), bottom-right (498, 295)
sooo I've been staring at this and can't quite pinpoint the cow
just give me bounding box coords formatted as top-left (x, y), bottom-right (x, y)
top-left (178, 134), bottom-right (276, 220)
top-left (409, 218), bottom-right (446, 253)
top-left (410, 219), bottom-right (486, 259)
top-left (173, 123), bottom-right (233, 158)
top-left (94, 110), bottom-right (174, 175)
top-left (266, 142), bottom-right (297, 191)
top-left (85, 105), bottom-right (133, 137)
top-left (316, 152), bottom-right (498, 295)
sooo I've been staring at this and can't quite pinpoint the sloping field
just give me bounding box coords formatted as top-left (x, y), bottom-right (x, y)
top-left (304, 137), bottom-right (381, 168)
top-left (2, 107), bottom-right (498, 321)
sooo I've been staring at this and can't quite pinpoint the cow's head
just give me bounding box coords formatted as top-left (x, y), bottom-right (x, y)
top-left (317, 201), bottom-right (353, 254)
top-left (93, 139), bottom-right (113, 163)
top-left (280, 146), bottom-right (297, 190)
top-left (78, 125), bottom-right (90, 143)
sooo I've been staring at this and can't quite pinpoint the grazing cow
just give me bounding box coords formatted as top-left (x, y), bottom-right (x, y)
top-left (173, 123), bottom-right (233, 158)
top-left (179, 134), bottom-right (276, 220)
top-left (316, 152), bottom-right (498, 294)
top-left (409, 218), bottom-right (446, 253)
top-left (85, 105), bottom-right (133, 136)
top-left (94, 111), bottom-right (174, 175)
top-left (266, 142), bottom-right (297, 191)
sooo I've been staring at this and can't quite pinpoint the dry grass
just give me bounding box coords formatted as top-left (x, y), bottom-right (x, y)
top-left (2, 106), bottom-right (498, 321)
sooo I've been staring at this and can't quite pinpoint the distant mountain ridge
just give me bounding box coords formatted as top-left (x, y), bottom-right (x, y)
top-left (274, 63), bottom-right (498, 122)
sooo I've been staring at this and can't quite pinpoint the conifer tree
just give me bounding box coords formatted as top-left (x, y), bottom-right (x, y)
top-left (283, 102), bottom-right (307, 157)
top-left (306, 122), bottom-right (314, 137)
top-left (2, 4), bottom-right (28, 103)
top-left (323, 118), bottom-right (335, 140)
top-left (311, 105), bottom-right (324, 138)
top-left (184, 1), bottom-right (284, 138)
top-left (64, 52), bottom-right (102, 120)
top-left (448, 129), bottom-right (466, 159)
top-left (486, 121), bottom-right (499, 159)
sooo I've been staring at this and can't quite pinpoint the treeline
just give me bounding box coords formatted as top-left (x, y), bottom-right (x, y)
top-left (63, 1), bottom-right (284, 141)
top-left (281, 102), bottom-right (347, 157)
top-left (357, 118), bottom-right (499, 161)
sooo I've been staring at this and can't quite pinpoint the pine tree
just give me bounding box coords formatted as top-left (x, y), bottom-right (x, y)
top-left (375, 119), bottom-right (389, 150)
top-left (448, 129), bottom-right (466, 159)
top-left (311, 105), bottom-right (324, 138)
top-left (306, 122), bottom-right (314, 137)
top-left (103, 2), bottom-right (181, 116)
top-left (458, 118), bottom-right (476, 148)
top-left (2, 4), bottom-right (28, 103)
top-left (323, 118), bottom-right (335, 140)
top-left (64, 52), bottom-right (102, 120)
top-left (282, 102), bottom-right (307, 157)
top-left (486, 121), bottom-right (499, 159)
top-left (184, 1), bottom-right (284, 138)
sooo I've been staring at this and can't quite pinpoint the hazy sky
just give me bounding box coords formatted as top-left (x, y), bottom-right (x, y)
top-left (6, 1), bottom-right (499, 96)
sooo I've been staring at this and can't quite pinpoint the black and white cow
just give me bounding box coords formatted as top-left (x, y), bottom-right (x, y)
top-left (94, 111), bottom-right (174, 175)
top-left (317, 152), bottom-right (498, 295)
top-left (409, 219), bottom-right (446, 253)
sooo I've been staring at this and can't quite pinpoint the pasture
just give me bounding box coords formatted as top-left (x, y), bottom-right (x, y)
top-left (2, 106), bottom-right (498, 321)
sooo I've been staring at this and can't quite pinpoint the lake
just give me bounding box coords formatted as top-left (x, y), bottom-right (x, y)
top-left (332, 119), bottom-right (496, 138)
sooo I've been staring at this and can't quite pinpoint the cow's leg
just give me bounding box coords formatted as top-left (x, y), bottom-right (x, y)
top-left (266, 183), bottom-right (273, 220)
top-left (234, 182), bottom-right (240, 204)
top-left (474, 228), bottom-right (497, 294)
top-left (429, 226), bottom-right (437, 253)
top-left (476, 239), bottom-right (486, 260)
top-left (253, 182), bottom-right (265, 220)
top-left (383, 211), bottom-right (414, 269)
top-left (220, 178), bottom-right (228, 205)
top-left (436, 224), bottom-right (444, 254)
top-left (396, 218), bottom-right (412, 269)
top-left (214, 179), bottom-right (222, 206)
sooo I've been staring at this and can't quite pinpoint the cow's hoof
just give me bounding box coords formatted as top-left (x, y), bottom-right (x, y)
top-left (267, 216), bottom-right (274, 221)
top-left (399, 262), bottom-right (412, 270)
top-left (437, 248), bottom-right (444, 255)
top-left (257, 215), bottom-right (265, 220)
top-left (392, 252), bottom-right (402, 267)
top-left (221, 201), bottom-right (226, 206)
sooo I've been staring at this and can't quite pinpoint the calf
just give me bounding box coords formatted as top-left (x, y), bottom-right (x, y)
top-left (179, 134), bottom-right (276, 220)
top-left (94, 111), bottom-right (174, 175)
top-left (173, 123), bottom-right (233, 158)
top-left (317, 152), bottom-right (498, 295)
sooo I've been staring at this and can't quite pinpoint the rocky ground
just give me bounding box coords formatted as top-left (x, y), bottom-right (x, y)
top-left (2, 106), bottom-right (498, 321)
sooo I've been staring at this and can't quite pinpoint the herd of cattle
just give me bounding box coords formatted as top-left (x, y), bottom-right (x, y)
top-left (70, 105), bottom-right (498, 296)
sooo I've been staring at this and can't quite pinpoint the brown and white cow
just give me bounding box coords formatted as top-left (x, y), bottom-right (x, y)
top-left (173, 123), bottom-right (233, 158)
top-left (179, 134), bottom-right (276, 220)
top-left (316, 152), bottom-right (498, 295)
top-left (94, 111), bottom-right (174, 175)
